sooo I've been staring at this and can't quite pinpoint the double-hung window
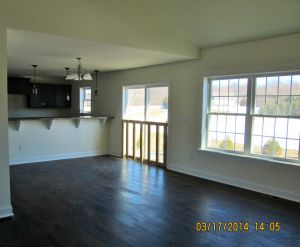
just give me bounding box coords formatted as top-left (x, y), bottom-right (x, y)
top-left (80, 87), bottom-right (92, 114)
top-left (205, 72), bottom-right (300, 163)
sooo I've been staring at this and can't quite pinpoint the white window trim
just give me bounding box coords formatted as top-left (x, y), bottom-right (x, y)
top-left (200, 71), bottom-right (300, 166)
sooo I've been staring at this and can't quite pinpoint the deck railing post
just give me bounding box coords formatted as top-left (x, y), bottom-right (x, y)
top-left (163, 124), bottom-right (168, 166)
top-left (126, 121), bottom-right (129, 158)
top-left (140, 123), bottom-right (143, 162)
top-left (156, 124), bottom-right (159, 164)
top-left (122, 120), bottom-right (167, 166)
top-left (133, 123), bottom-right (136, 159)
top-left (148, 123), bottom-right (151, 162)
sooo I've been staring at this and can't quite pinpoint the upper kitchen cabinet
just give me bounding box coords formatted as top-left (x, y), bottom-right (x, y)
top-left (7, 77), bottom-right (30, 94)
top-left (28, 83), bottom-right (71, 108)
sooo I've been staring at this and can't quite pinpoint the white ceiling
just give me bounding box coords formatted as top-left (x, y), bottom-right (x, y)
top-left (5, 0), bottom-right (300, 76)
top-left (7, 29), bottom-right (189, 76)
top-left (141, 0), bottom-right (300, 48)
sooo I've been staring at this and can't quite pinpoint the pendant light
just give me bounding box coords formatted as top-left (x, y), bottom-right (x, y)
top-left (31, 65), bottom-right (38, 95)
top-left (94, 70), bottom-right (99, 96)
top-left (65, 58), bottom-right (92, 81)
top-left (65, 67), bottom-right (71, 101)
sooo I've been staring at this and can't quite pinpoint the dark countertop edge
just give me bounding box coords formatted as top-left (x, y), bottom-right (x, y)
top-left (8, 116), bottom-right (114, 121)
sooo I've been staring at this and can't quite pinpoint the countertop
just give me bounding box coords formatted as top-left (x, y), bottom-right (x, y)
top-left (8, 116), bottom-right (113, 121)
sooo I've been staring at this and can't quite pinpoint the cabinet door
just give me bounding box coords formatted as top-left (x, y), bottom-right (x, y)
top-left (56, 85), bottom-right (71, 108)
top-left (42, 84), bottom-right (57, 108)
top-left (8, 77), bottom-right (30, 94)
top-left (28, 84), bottom-right (42, 108)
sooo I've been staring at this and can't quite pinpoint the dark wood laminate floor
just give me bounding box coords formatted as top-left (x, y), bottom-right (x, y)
top-left (0, 156), bottom-right (300, 247)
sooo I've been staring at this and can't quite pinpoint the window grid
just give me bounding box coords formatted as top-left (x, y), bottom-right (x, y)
top-left (207, 77), bottom-right (247, 152)
top-left (206, 72), bottom-right (300, 163)
top-left (80, 87), bottom-right (92, 114)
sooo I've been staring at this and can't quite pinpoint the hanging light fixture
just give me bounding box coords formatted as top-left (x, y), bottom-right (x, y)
top-left (94, 70), bottom-right (99, 96)
top-left (65, 58), bottom-right (92, 81)
top-left (31, 65), bottom-right (38, 95)
top-left (64, 67), bottom-right (71, 101)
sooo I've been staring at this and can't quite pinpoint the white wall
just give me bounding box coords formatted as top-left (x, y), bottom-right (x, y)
top-left (96, 33), bottom-right (300, 202)
top-left (0, 26), bottom-right (13, 218)
top-left (9, 119), bottom-right (109, 165)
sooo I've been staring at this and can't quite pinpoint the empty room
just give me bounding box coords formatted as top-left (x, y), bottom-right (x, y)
top-left (0, 1), bottom-right (300, 246)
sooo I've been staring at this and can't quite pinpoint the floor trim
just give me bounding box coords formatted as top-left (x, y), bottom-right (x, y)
top-left (0, 205), bottom-right (14, 219)
top-left (167, 163), bottom-right (300, 203)
top-left (10, 151), bottom-right (108, 165)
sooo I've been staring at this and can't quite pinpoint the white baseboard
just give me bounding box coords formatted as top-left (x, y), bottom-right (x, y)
top-left (167, 163), bottom-right (300, 203)
top-left (10, 151), bottom-right (108, 165)
top-left (0, 205), bottom-right (14, 219)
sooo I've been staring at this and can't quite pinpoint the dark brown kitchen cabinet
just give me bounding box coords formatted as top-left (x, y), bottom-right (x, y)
top-left (56, 85), bottom-right (72, 108)
top-left (7, 77), bottom-right (30, 94)
top-left (28, 83), bottom-right (71, 108)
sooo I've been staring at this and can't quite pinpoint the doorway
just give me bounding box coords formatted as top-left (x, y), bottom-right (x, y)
top-left (122, 83), bottom-right (169, 166)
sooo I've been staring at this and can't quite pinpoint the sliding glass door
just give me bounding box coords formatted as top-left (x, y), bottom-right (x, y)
top-left (122, 84), bottom-right (169, 166)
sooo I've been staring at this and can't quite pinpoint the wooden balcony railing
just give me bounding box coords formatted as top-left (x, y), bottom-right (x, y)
top-left (122, 120), bottom-right (168, 167)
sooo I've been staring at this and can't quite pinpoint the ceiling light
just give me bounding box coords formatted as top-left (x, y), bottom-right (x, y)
top-left (65, 58), bottom-right (92, 81)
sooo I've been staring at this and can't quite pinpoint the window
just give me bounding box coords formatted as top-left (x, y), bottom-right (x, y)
top-left (123, 85), bottom-right (169, 122)
top-left (205, 72), bottom-right (300, 163)
top-left (80, 87), bottom-right (92, 114)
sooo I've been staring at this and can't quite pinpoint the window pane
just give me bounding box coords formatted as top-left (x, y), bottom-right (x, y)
top-left (207, 131), bottom-right (217, 148)
top-left (273, 138), bottom-right (286, 158)
top-left (238, 97), bottom-right (247, 113)
top-left (286, 139), bottom-right (299, 160)
top-left (147, 87), bottom-right (168, 122)
top-left (227, 97), bottom-right (238, 113)
top-left (219, 80), bottom-right (228, 96)
top-left (275, 118), bottom-right (288, 138)
top-left (229, 79), bottom-right (238, 96)
top-left (236, 116), bottom-right (245, 134)
top-left (239, 78), bottom-right (248, 96)
top-left (292, 75), bottom-right (300, 95)
top-left (225, 134), bottom-right (234, 150)
top-left (218, 97), bottom-right (228, 113)
top-left (217, 115), bottom-right (226, 132)
top-left (226, 115), bottom-right (235, 133)
top-left (288, 119), bottom-right (300, 139)
top-left (291, 96), bottom-right (300, 116)
top-left (253, 117), bottom-right (263, 136)
top-left (256, 77), bottom-right (266, 95)
top-left (255, 95), bottom-right (265, 114)
top-left (266, 76), bottom-right (278, 95)
top-left (211, 80), bottom-right (219, 96)
top-left (124, 88), bottom-right (145, 120)
top-left (211, 97), bottom-right (219, 112)
top-left (263, 117), bottom-right (275, 137)
top-left (262, 137), bottom-right (274, 156)
top-left (277, 96), bottom-right (290, 115)
top-left (278, 76), bottom-right (291, 95)
top-left (263, 96), bottom-right (277, 115)
top-left (252, 136), bottom-right (262, 154)
top-left (217, 132), bottom-right (226, 148)
top-left (235, 134), bottom-right (244, 152)
top-left (209, 115), bottom-right (218, 131)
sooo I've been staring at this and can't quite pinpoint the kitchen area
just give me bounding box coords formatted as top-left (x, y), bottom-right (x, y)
top-left (7, 58), bottom-right (111, 165)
